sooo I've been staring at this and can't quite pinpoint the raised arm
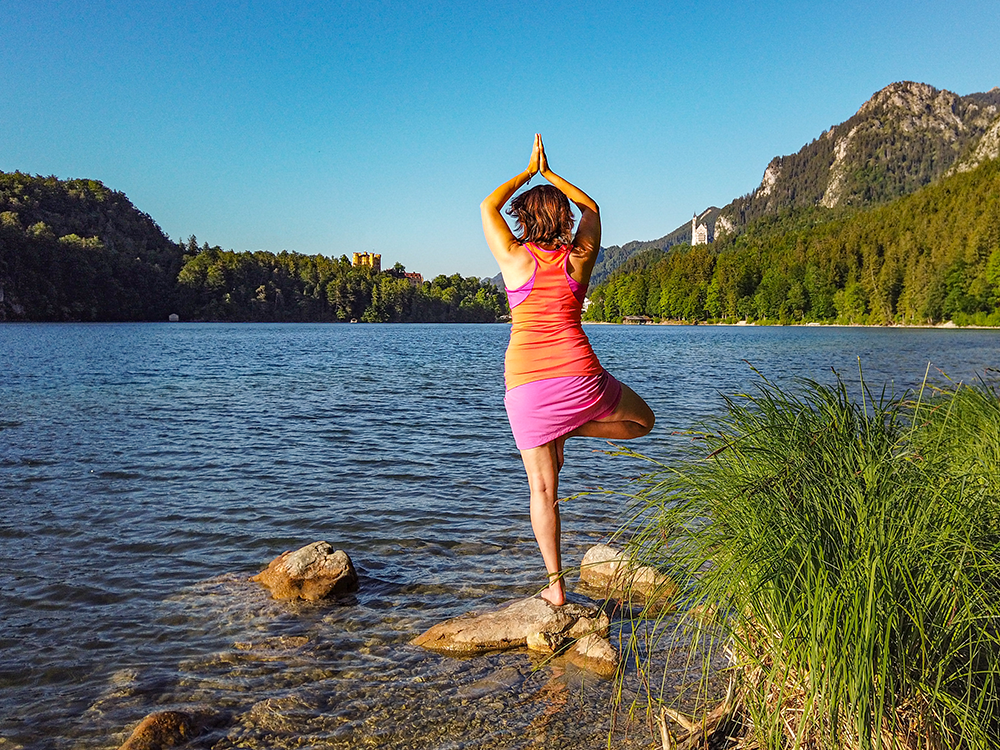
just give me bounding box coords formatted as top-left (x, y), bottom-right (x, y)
top-left (481, 136), bottom-right (539, 259)
top-left (537, 137), bottom-right (601, 268)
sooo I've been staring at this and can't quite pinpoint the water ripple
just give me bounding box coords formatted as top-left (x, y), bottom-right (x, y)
top-left (1, 322), bottom-right (998, 748)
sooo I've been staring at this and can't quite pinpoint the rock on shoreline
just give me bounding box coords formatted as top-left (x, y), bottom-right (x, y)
top-left (412, 596), bottom-right (610, 655)
top-left (578, 543), bottom-right (677, 608)
top-left (412, 596), bottom-right (616, 675)
top-left (251, 541), bottom-right (358, 601)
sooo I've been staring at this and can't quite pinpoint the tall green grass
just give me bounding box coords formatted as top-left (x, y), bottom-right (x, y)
top-left (620, 373), bottom-right (1000, 749)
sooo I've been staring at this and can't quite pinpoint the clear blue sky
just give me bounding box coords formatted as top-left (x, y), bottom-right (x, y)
top-left (3, 1), bottom-right (999, 279)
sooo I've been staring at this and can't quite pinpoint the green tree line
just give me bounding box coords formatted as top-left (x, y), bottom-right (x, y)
top-left (0, 172), bottom-right (183, 320)
top-left (0, 171), bottom-right (507, 323)
top-left (586, 157), bottom-right (1000, 325)
top-left (174, 239), bottom-right (507, 323)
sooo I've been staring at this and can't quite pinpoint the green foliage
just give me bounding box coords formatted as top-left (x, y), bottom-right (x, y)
top-left (0, 171), bottom-right (184, 321)
top-left (619, 374), bottom-right (1000, 749)
top-left (725, 84), bottom-right (999, 230)
top-left (587, 157), bottom-right (1000, 325)
top-left (173, 248), bottom-right (506, 323)
top-left (0, 171), bottom-right (507, 323)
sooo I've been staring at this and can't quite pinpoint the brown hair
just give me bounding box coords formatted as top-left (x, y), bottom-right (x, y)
top-left (506, 185), bottom-right (575, 246)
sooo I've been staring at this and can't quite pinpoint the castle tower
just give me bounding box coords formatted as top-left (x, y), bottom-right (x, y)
top-left (352, 252), bottom-right (382, 273)
top-left (691, 211), bottom-right (713, 246)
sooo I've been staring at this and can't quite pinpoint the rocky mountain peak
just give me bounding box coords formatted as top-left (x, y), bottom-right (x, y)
top-left (589, 81), bottom-right (1000, 287)
top-left (858, 81), bottom-right (954, 118)
top-left (719, 80), bottom-right (1000, 227)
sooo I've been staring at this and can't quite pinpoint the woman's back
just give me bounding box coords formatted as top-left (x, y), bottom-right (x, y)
top-left (504, 243), bottom-right (602, 390)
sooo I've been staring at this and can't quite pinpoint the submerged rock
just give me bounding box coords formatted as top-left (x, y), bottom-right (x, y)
top-left (578, 544), bottom-right (677, 608)
top-left (239, 694), bottom-right (323, 736)
top-left (233, 635), bottom-right (310, 651)
top-left (251, 541), bottom-right (358, 602)
top-left (412, 596), bottom-right (610, 658)
top-left (566, 633), bottom-right (618, 678)
top-left (455, 665), bottom-right (525, 699)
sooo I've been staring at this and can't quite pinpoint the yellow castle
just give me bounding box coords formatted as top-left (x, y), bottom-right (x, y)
top-left (352, 252), bottom-right (381, 273)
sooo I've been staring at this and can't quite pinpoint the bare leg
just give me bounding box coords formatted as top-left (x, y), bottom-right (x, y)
top-left (519, 385), bottom-right (653, 607)
top-left (567, 383), bottom-right (655, 440)
top-left (520, 441), bottom-right (565, 606)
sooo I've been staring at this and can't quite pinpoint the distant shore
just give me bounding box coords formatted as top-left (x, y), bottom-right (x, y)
top-left (582, 320), bottom-right (1000, 330)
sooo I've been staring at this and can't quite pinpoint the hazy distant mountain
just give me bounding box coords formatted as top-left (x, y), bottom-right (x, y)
top-left (590, 207), bottom-right (719, 286)
top-left (486, 207), bottom-right (719, 290)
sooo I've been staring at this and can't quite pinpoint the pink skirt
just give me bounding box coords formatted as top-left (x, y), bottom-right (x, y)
top-left (504, 369), bottom-right (623, 450)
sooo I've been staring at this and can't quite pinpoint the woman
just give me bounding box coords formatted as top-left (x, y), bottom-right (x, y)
top-left (481, 134), bottom-right (655, 606)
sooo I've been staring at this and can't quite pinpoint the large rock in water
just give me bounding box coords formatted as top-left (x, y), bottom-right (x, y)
top-left (412, 596), bottom-right (609, 655)
top-left (118, 711), bottom-right (200, 750)
top-left (251, 541), bottom-right (358, 601)
top-left (566, 633), bottom-right (618, 678)
top-left (579, 543), bottom-right (677, 607)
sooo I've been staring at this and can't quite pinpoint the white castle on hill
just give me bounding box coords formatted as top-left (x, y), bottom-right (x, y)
top-left (691, 210), bottom-right (715, 245)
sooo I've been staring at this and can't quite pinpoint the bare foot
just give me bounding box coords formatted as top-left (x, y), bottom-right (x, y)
top-left (540, 578), bottom-right (566, 606)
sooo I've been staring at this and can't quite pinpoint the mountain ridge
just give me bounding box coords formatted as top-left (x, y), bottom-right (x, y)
top-left (722, 81), bottom-right (1000, 228)
top-left (591, 81), bottom-right (1000, 283)
top-left (590, 207), bottom-right (720, 286)
top-left (488, 208), bottom-right (720, 289)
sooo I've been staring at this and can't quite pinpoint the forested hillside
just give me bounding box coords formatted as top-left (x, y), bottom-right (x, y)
top-left (585, 156), bottom-right (1000, 326)
top-left (0, 172), bottom-right (184, 320)
top-left (0, 172), bottom-right (507, 323)
top-left (720, 81), bottom-right (1000, 230)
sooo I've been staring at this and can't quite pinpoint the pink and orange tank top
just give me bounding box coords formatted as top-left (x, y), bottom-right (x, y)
top-left (504, 242), bottom-right (603, 390)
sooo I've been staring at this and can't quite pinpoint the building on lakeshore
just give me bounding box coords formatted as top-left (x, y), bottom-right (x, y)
top-left (352, 252), bottom-right (382, 273)
top-left (691, 211), bottom-right (715, 245)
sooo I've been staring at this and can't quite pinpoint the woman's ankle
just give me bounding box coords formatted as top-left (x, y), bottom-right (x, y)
top-left (540, 574), bottom-right (566, 606)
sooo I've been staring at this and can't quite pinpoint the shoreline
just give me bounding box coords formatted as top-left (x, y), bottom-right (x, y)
top-left (583, 320), bottom-right (1000, 330)
top-left (2, 319), bottom-right (998, 330)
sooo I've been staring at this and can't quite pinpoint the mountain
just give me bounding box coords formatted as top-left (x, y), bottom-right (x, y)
top-left (587, 81), bottom-right (1000, 283)
top-left (719, 81), bottom-right (1000, 230)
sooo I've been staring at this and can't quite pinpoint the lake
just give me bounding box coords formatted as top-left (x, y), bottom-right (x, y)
top-left (1, 322), bottom-right (998, 749)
